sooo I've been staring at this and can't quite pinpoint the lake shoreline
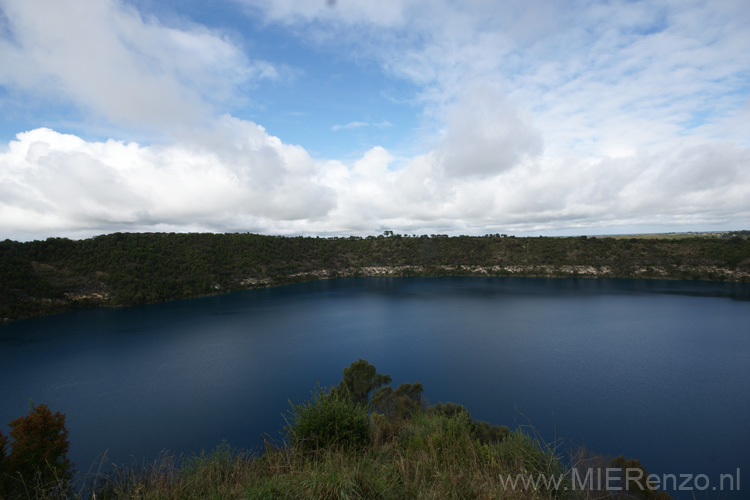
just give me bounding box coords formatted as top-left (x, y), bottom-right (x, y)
top-left (2, 232), bottom-right (749, 322)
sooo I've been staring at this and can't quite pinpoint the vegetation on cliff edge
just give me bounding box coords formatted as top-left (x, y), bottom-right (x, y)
top-left (2, 231), bottom-right (748, 321)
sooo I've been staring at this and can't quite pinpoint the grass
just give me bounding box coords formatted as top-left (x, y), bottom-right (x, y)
top-left (5, 362), bottom-right (677, 500)
top-left (52, 414), bottom-right (590, 500)
top-left (9, 412), bottom-right (679, 500)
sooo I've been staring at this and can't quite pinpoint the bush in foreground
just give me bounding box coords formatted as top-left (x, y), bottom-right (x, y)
top-left (285, 385), bottom-right (371, 451)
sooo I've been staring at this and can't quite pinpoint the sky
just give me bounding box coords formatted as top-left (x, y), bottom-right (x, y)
top-left (0, 0), bottom-right (748, 241)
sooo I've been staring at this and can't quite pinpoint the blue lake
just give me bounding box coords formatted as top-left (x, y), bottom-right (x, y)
top-left (1, 277), bottom-right (748, 498)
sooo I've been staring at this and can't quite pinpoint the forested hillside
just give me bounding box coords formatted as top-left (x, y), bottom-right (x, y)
top-left (2, 231), bottom-right (749, 321)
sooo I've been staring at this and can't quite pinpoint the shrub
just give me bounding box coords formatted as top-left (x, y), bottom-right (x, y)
top-left (611, 455), bottom-right (674, 499)
top-left (472, 420), bottom-right (510, 445)
top-left (398, 410), bottom-right (475, 453)
top-left (285, 386), bottom-right (371, 451)
top-left (429, 402), bottom-right (510, 444)
top-left (370, 382), bottom-right (424, 420)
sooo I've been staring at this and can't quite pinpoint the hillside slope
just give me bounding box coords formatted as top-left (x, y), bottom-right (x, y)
top-left (2, 232), bottom-right (749, 321)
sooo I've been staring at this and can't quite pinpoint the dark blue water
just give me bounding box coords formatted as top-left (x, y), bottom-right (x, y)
top-left (1, 277), bottom-right (748, 498)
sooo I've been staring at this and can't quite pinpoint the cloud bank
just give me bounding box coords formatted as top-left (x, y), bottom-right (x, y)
top-left (0, 0), bottom-right (748, 240)
top-left (0, 0), bottom-right (277, 130)
top-left (3, 124), bottom-right (747, 240)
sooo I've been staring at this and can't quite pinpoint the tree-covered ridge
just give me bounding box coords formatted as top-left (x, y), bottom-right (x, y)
top-left (1, 231), bottom-right (749, 321)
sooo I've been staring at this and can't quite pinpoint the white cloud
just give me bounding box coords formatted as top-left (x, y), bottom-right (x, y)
top-left (1, 124), bottom-right (748, 240)
top-left (243, 0), bottom-right (749, 153)
top-left (0, 121), bottom-right (336, 238)
top-left (226, 0), bottom-right (750, 234)
top-left (0, 0), bottom-right (277, 130)
top-left (1, 0), bottom-right (748, 239)
top-left (332, 120), bottom-right (392, 131)
top-left (434, 83), bottom-right (543, 178)
top-left (242, 0), bottom-right (414, 27)
top-left (331, 121), bottom-right (368, 131)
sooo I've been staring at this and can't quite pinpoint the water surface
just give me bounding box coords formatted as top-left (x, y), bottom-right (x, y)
top-left (1, 277), bottom-right (748, 498)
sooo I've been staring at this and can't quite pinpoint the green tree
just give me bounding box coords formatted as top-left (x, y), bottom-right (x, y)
top-left (7, 403), bottom-right (73, 499)
top-left (370, 382), bottom-right (424, 419)
top-left (333, 358), bottom-right (392, 407)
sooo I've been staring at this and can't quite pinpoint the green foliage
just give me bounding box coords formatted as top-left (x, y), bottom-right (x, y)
top-left (285, 385), bottom-right (371, 451)
top-left (69, 359), bottom-right (678, 499)
top-left (333, 358), bottom-right (392, 407)
top-left (181, 441), bottom-right (246, 487)
top-left (430, 401), bottom-right (510, 445)
top-left (398, 409), bottom-right (475, 452)
top-left (472, 420), bottom-right (510, 444)
top-left (3, 232), bottom-right (748, 321)
top-left (428, 401), bottom-right (468, 418)
top-left (243, 447), bottom-right (403, 500)
top-left (23, 358), bottom-right (677, 500)
top-left (2, 403), bottom-right (72, 499)
top-left (370, 382), bottom-right (424, 420)
top-left (611, 455), bottom-right (673, 499)
top-left (496, 430), bottom-right (563, 477)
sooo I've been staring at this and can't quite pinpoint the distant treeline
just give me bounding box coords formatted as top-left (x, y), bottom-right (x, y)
top-left (1, 231), bottom-right (749, 321)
